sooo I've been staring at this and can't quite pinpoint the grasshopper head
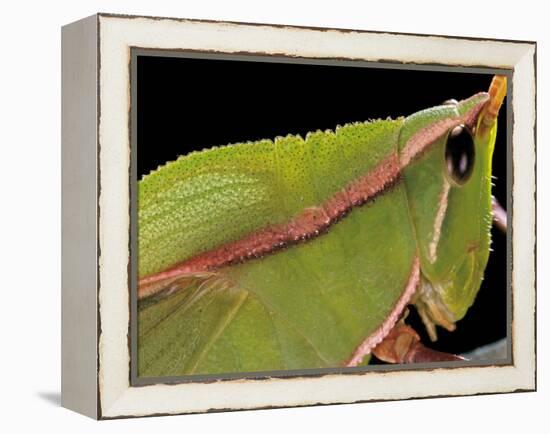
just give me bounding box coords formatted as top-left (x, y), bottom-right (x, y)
top-left (398, 76), bottom-right (506, 340)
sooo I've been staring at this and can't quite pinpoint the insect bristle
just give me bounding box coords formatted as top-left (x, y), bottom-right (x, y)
top-left (305, 130), bottom-right (325, 140)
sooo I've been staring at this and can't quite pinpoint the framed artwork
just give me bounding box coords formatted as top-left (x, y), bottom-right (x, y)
top-left (61, 13), bottom-right (536, 419)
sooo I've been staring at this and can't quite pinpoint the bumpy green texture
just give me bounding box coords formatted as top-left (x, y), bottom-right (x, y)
top-left (137, 95), bottom-right (497, 377)
top-left (139, 120), bottom-right (402, 278)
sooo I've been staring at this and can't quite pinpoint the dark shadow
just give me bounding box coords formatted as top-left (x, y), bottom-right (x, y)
top-left (37, 391), bottom-right (61, 407)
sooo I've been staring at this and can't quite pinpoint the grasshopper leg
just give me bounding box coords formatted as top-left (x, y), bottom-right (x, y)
top-left (372, 323), bottom-right (466, 364)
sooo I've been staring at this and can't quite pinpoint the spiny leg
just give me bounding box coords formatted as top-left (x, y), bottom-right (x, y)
top-left (372, 322), bottom-right (465, 364)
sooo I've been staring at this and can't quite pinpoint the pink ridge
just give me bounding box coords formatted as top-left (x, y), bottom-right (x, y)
top-left (138, 153), bottom-right (400, 298)
top-left (344, 256), bottom-right (421, 367)
top-left (139, 96), bottom-right (488, 299)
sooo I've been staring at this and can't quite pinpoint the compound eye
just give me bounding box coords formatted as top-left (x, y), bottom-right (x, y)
top-left (445, 124), bottom-right (475, 185)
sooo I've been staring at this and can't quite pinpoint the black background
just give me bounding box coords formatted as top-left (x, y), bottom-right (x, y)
top-left (136, 54), bottom-right (507, 358)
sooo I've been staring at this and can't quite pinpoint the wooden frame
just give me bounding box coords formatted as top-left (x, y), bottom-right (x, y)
top-left (61, 13), bottom-right (536, 419)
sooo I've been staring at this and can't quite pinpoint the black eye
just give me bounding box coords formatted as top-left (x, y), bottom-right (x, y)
top-left (445, 125), bottom-right (475, 185)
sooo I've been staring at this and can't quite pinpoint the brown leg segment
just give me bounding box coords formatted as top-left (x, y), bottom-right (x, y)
top-left (372, 323), bottom-right (466, 364)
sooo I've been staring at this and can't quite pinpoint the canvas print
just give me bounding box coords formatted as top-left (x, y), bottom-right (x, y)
top-left (134, 54), bottom-right (508, 380)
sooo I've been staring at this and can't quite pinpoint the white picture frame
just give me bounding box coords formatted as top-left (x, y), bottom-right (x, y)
top-left (61, 13), bottom-right (536, 419)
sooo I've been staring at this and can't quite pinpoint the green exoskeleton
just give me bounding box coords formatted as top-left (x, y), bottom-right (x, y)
top-left (137, 76), bottom-right (507, 377)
